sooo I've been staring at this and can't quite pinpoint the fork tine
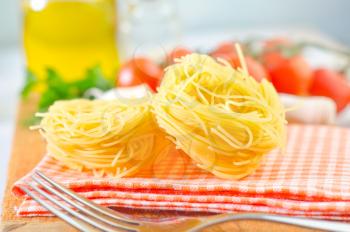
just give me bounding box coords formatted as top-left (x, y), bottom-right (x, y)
top-left (26, 181), bottom-right (138, 232)
top-left (19, 185), bottom-right (101, 232)
top-left (31, 174), bottom-right (138, 230)
top-left (35, 170), bottom-right (139, 225)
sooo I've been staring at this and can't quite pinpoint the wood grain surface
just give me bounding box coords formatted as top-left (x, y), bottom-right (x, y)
top-left (0, 98), bottom-right (318, 232)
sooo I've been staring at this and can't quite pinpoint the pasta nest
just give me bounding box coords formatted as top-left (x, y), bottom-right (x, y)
top-left (36, 98), bottom-right (169, 177)
top-left (153, 53), bottom-right (286, 179)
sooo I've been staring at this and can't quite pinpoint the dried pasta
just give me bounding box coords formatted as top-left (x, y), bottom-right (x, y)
top-left (153, 53), bottom-right (286, 179)
top-left (34, 98), bottom-right (169, 177)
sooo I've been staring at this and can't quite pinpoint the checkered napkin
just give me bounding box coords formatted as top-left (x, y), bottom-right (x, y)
top-left (12, 124), bottom-right (350, 220)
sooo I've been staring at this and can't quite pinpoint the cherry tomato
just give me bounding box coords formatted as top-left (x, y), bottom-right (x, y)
top-left (211, 42), bottom-right (238, 62)
top-left (211, 42), bottom-right (268, 81)
top-left (262, 37), bottom-right (291, 72)
top-left (231, 56), bottom-right (269, 82)
top-left (211, 42), bottom-right (237, 56)
top-left (212, 53), bottom-right (268, 82)
top-left (269, 56), bottom-right (312, 95)
top-left (262, 52), bottom-right (285, 72)
top-left (169, 47), bottom-right (192, 62)
top-left (116, 57), bottom-right (163, 92)
top-left (262, 38), bottom-right (311, 94)
top-left (309, 68), bottom-right (350, 112)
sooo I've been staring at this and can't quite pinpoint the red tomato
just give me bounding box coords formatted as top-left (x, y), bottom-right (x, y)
top-left (262, 52), bottom-right (285, 72)
top-left (309, 68), bottom-right (350, 112)
top-left (269, 56), bottom-right (312, 95)
top-left (211, 42), bottom-right (238, 62)
top-left (211, 42), bottom-right (268, 81)
top-left (262, 37), bottom-right (292, 72)
top-left (169, 47), bottom-right (192, 62)
top-left (213, 52), bottom-right (268, 82)
top-left (211, 41), bottom-right (237, 56)
top-left (231, 56), bottom-right (269, 82)
top-left (116, 57), bottom-right (163, 91)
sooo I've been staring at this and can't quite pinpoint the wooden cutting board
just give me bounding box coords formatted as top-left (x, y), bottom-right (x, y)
top-left (0, 98), bottom-right (317, 232)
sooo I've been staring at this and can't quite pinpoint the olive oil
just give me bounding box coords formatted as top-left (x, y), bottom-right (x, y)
top-left (23, 0), bottom-right (118, 81)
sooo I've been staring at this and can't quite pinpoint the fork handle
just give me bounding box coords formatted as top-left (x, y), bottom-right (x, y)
top-left (189, 213), bottom-right (350, 232)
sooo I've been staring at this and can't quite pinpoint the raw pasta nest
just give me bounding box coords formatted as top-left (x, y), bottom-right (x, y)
top-left (153, 53), bottom-right (286, 179)
top-left (35, 98), bottom-right (169, 177)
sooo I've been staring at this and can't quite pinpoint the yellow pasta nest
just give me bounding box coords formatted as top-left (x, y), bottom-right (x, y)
top-left (35, 98), bottom-right (170, 177)
top-left (153, 53), bottom-right (286, 179)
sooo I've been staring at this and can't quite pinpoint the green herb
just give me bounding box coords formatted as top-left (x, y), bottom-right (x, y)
top-left (22, 66), bottom-right (114, 114)
top-left (21, 70), bottom-right (38, 99)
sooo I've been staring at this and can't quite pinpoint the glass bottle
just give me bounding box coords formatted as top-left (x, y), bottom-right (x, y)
top-left (22, 0), bottom-right (118, 81)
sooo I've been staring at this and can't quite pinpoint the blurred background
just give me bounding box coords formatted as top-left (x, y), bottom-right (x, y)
top-left (2, 0), bottom-right (350, 46)
top-left (1, 0), bottom-right (350, 205)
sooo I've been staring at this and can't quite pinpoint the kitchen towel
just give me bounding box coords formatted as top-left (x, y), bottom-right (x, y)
top-left (13, 124), bottom-right (350, 220)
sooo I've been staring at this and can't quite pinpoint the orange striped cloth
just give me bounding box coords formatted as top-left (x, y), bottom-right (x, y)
top-left (12, 124), bottom-right (350, 220)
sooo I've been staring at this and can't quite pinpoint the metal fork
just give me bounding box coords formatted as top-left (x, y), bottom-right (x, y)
top-left (19, 171), bottom-right (350, 232)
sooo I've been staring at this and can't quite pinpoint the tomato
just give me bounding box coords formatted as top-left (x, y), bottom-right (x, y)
top-left (211, 42), bottom-right (237, 56)
top-left (269, 56), bottom-right (312, 95)
top-left (309, 68), bottom-right (350, 112)
top-left (116, 57), bottom-right (163, 92)
top-left (213, 53), bottom-right (268, 82)
top-left (211, 42), bottom-right (238, 62)
top-left (211, 42), bottom-right (268, 81)
top-left (245, 57), bottom-right (269, 81)
top-left (231, 56), bottom-right (269, 82)
top-left (169, 47), bottom-right (192, 62)
top-left (262, 52), bottom-right (285, 72)
top-left (262, 37), bottom-right (292, 72)
top-left (262, 38), bottom-right (311, 94)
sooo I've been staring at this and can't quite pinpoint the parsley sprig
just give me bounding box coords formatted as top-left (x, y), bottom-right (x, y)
top-left (21, 66), bottom-right (114, 112)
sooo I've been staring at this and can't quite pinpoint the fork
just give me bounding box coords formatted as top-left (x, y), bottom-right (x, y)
top-left (19, 171), bottom-right (350, 232)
